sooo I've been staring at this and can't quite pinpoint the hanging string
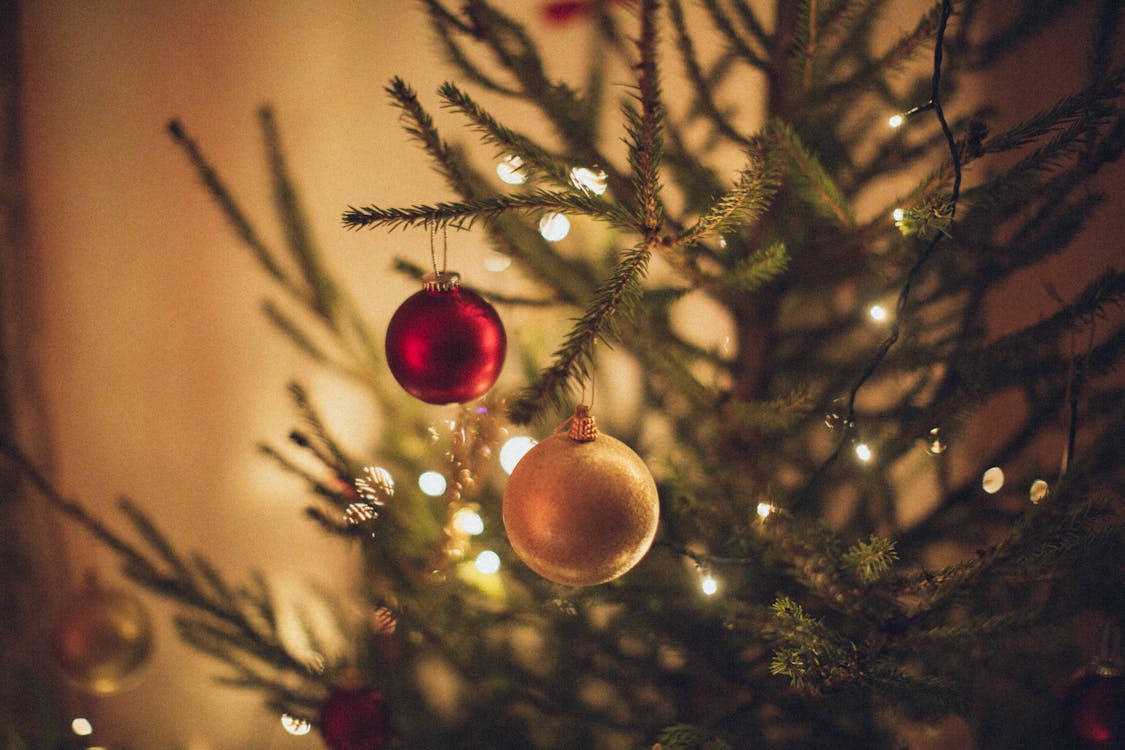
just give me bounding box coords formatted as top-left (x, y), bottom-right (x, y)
top-left (428, 224), bottom-right (450, 276)
top-left (580, 346), bottom-right (597, 411)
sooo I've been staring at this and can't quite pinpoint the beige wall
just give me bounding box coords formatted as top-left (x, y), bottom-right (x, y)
top-left (22, 3), bottom-right (452, 748)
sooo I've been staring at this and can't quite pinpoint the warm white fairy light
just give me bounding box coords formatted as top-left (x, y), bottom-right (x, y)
top-left (569, 165), bottom-right (608, 195)
top-left (756, 501), bottom-right (774, 519)
top-left (497, 154), bottom-right (526, 184)
top-left (452, 507), bottom-right (485, 535)
top-left (700, 572), bottom-right (719, 596)
top-left (483, 249), bottom-right (512, 272)
top-left (1029, 479), bottom-right (1049, 504)
top-left (868, 304), bottom-right (888, 322)
top-left (892, 207), bottom-right (905, 222)
top-left (475, 550), bottom-right (501, 574)
top-left (500, 436), bottom-right (537, 474)
top-left (71, 718), bottom-right (94, 736)
top-left (855, 443), bottom-right (873, 462)
top-left (418, 470), bottom-right (447, 497)
top-left (981, 466), bottom-right (1005, 494)
top-left (538, 212), bottom-right (571, 241)
top-left (888, 113), bottom-right (905, 128)
top-left (281, 714), bottom-right (312, 736)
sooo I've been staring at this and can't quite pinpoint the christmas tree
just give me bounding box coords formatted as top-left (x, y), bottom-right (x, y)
top-left (4, 0), bottom-right (1125, 748)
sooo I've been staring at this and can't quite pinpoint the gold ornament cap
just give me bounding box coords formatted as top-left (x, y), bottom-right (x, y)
top-left (422, 271), bottom-right (461, 292)
top-left (568, 404), bottom-right (599, 442)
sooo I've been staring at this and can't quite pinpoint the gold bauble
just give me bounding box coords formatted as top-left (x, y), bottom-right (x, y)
top-left (52, 574), bottom-right (154, 694)
top-left (502, 408), bottom-right (659, 586)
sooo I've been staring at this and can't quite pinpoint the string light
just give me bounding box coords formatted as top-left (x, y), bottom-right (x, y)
top-left (855, 443), bottom-right (874, 463)
top-left (71, 718), bottom-right (94, 737)
top-left (281, 714), bottom-right (312, 736)
top-left (474, 550), bottom-right (501, 575)
top-left (981, 466), bottom-right (1005, 494)
top-left (892, 207), bottom-right (905, 222)
top-left (418, 470), bottom-right (447, 497)
top-left (569, 165), bottom-right (608, 195)
top-left (452, 507), bottom-right (485, 535)
top-left (1029, 479), bottom-right (1049, 504)
top-left (756, 501), bottom-right (774, 519)
top-left (887, 113), bottom-right (905, 128)
top-left (868, 304), bottom-right (888, 322)
top-left (926, 427), bottom-right (948, 455)
top-left (700, 570), bottom-right (719, 596)
top-left (500, 436), bottom-right (537, 474)
top-left (496, 154), bottom-right (526, 184)
top-left (538, 212), bottom-right (570, 241)
top-left (483, 249), bottom-right (511, 272)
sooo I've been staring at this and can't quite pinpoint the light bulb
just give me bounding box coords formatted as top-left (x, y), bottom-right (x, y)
top-left (418, 471), bottom-right (447, 497)
top-left (569, 166), bottom-right (608, 195)
top-left (452, 507), bottom-right (485, 535)
top-left (756, 502), bottom-right (774, 519)
top-left (700, 573), bottom-right (718, 596)
top-left (892, 207), bottom-right (905, 222)
top-left (982, 467), bottom-right (1005, 494)
top-left (281, 714), bottom-right (312, 736)
top-left (538, 212), bottom-right (570, 241)
top-left (869, 304), bottom-right (888, 322)
top-left (475, 550), bottom-right (501, 575)
top-left (888, 114), bottom-right (904, 128)
top-left (71, 718), bottom-right (94, 737)
top-left (500, 436), bottom-right (537, 474)
top-left (855, 443), bottom-right (873, 462)
top-left (497, 155), bottom-right (526, 184)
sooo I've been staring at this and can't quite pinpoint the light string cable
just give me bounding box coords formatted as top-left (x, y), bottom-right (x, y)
top-left (800, 0), bottom-right (963, 504)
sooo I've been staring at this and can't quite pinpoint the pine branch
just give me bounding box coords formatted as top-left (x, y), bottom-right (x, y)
top-left (824, 3), bottom-right (943, 98)
top-left (166, 120), bottom-right (295, 290)
top-left (384, 76), bottom-right (474, 195)
top-left (342, 189), bottom-right (631, 232)
top-left (437, 81), bottom-right (571, 187)
top-left (288, 383), bottom-right (354, 478)
top-left (261, 300), bottom-right (332, 367)
top-left (718, 241), bottom-right (789, 293)
top-left (701, 0), bottom-right (769, 68)
top-left (841, 534), bottom-right (899, 584)
top-left (0, 442), bottom-right (319, 683)
top-left (259, 106), bottom-right (334, 318)
top-left (424, 1), bottom-right (522, 97)
top-left (980, 66), bottom-right (1125, 155)
top-left (668, 0), bottom-right (752, 147)
top-left (509, 235), bottom-right (659, 424)
top-left (677, 139), bottom-right (776, 244)
top-left (630, 0), bottom-right (665, 235)
top-left (767, 119), bottom-right (856, 228)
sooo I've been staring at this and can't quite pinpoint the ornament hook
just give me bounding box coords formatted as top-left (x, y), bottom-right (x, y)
top-left (429, 223), bottom-right (449, 276)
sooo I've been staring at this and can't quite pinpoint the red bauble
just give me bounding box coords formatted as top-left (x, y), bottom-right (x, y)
top-left (318, 686), bottom-right (390, 750)
top-left (1064, 667), bottom-right (1125, 748)
top-left (385, 273), bottom-right (506, 404)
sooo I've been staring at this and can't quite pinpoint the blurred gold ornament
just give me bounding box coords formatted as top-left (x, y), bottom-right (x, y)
top-left (502, 406), bottom-right (659, 586)
top-left (52, 572), bottom-right (154, 694)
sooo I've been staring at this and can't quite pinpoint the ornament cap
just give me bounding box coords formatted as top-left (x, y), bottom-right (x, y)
top-left (422, 271), bottom-right (461, 292)
top-left (568, 404), bottom-right (599, 442)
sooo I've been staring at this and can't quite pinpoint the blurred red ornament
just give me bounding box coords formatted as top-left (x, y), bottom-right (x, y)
top-left (1063, 666), bottom-right (1125, 748)
top-left (318, 686), bottom-right (391, 750)
top-left (541, 0), bottom-right (633, 26)
top-left (385, 272), bottom-right (506, 404)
